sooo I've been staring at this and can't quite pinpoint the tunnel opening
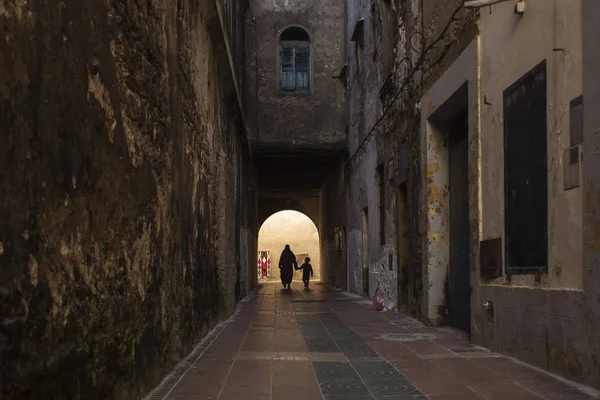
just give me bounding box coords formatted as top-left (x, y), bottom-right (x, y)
top-left (258, 210), bottom-right (321, 283)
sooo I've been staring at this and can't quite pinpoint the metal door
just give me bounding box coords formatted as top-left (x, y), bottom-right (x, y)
top-left (504, 62), bottom-right (548, 274)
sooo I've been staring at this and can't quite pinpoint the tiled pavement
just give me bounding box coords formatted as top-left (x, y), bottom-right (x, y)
top-left (145, 282), bottom-right (600, 400)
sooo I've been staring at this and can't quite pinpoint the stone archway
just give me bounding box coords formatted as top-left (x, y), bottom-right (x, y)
top-left (258, 210), bottom-right (321, 282)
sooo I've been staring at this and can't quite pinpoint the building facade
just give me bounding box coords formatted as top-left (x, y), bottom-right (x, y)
top-left (344, 0), bottom-right (476, 321)
top-left (0, 0), bottom-right (257, 398)
top-left (472, 0), bottom-right (599, 388)
top-left (245, 0), bottom-right (348, 288)
top-left (344, 0), bottom-right (600, 389)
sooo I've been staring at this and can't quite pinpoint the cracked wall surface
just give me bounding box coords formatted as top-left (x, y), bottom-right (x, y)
top-left (0, 0), bottom-right (257, 398)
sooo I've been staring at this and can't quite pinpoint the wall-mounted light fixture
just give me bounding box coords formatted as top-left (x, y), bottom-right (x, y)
top-left (514, 0), bottom-right (526, 15)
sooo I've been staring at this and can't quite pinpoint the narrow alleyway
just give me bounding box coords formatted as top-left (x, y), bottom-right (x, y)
top-left (146, 283), bottom-right (598, 400)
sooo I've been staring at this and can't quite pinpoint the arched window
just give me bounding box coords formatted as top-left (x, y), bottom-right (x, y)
top-left (278, 26), bottom-right (311, 93)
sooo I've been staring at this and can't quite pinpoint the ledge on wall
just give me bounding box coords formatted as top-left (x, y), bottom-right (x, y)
top-left (351, 18), bottom-right (364, 42)
top-left (332, 64), bottom-right (347, 80)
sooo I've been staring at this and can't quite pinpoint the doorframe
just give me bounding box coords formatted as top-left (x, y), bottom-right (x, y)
top-left (419, 40), bottom-right (479, 329)
top-left (448, 111), bottom-right (471, 333)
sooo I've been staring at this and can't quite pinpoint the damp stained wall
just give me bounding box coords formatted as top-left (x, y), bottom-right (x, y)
top-left (0, 0), bottom-right (257, 398)
top-left (420, 40), bottom-right (478, 326)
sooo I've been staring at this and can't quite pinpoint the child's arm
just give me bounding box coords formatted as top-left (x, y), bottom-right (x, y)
top-left (311, 265), bottom-right (314, 277)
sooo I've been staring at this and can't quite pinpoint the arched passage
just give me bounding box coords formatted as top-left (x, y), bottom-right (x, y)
top-left (258, 210), bottom-right (321, 282)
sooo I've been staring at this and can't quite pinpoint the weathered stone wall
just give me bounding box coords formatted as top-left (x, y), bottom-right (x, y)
top-left (245, 0), bottom-right (346, 146)
top-left (0, 1), bottom-right (256, 398)
top-left (345, 0), bottom-right (396, 301)
top-left (344, 0), bottom-right (475, 317)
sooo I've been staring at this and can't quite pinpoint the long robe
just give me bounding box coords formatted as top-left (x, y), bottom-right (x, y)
top-left (278, 248), bottom-right (298, 285)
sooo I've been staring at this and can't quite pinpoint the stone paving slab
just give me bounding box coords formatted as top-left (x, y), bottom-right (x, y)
top-left (145, 282), bottom-right (600, 400)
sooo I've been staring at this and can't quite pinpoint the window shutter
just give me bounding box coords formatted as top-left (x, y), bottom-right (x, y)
top-left (281, 45), bottom-right (296, 91)
top-left (295, 45), bottom-right (310, 91)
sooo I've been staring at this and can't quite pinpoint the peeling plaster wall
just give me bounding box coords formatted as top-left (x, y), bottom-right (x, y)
top-left (421, 118), bottom-right (450, 325)
top-left (0, 1), bottom-right (257, 398)
top-left (472, 0), bottom-right (600, 389)
top-left (245, 0), bottom-right (346, 146)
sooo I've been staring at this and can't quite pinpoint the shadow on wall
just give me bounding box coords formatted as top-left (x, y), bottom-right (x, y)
top-left (258, 210), bottom-right (321, 281)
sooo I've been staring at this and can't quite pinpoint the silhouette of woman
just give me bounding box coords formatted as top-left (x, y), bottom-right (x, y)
top-left (278, 244), bottom-right (297, 289)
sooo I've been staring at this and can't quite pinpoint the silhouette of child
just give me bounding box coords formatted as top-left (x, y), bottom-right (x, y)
top-left (298, 257), bottom-right (314, 288)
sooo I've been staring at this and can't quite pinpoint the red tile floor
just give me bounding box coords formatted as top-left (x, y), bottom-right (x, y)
top-left (145, 282), bottom-right (600, 400)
